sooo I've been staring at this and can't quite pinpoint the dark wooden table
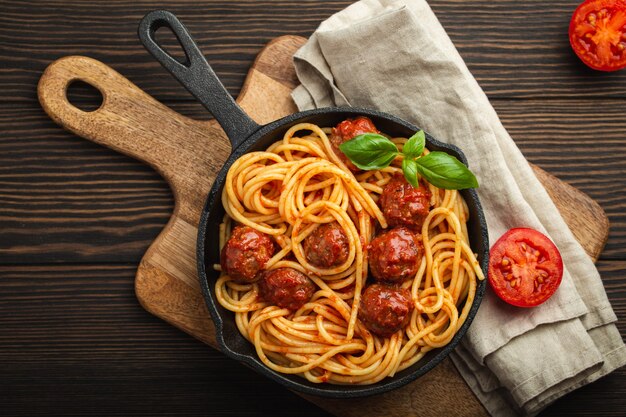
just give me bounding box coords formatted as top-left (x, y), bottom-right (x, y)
top-left (1, 1), bottom-right (625, 416)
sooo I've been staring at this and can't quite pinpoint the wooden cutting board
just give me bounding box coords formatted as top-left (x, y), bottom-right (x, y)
top-left (38, 35), bottom-right (609, 417)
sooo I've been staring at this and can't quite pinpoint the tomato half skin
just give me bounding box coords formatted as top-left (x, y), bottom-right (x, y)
top-left (569, 0), bottom-right (626, 72)
top-left (488, 228), bottom-right (564, 308)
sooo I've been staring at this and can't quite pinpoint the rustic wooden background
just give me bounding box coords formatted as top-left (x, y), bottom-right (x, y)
top-left (1, 0), bottom-right (625, 416)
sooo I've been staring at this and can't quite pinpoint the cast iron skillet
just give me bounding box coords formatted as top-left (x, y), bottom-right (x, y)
top-left (138, 10), bottom-right (488, 398)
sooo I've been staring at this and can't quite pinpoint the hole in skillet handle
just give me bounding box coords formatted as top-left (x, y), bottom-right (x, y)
top-left (138, 10), bottom-right (260, 149)
top-left (154, 25), bottom-right (190, 66)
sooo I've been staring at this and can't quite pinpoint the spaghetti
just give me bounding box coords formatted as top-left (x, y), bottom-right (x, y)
top-left (214, 120), bottom-right (484, 384)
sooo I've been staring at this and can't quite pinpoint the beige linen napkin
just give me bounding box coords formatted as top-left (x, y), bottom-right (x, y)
top-left (291, 0), bottom-right (626, 415)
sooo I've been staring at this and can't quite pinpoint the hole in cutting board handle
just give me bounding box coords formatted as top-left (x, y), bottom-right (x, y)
top-left (154, 25), bottom-right (190, 66)
top-left (66, 80), bottom-right (103, 112)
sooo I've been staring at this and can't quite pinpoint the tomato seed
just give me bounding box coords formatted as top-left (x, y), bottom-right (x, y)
top-left (510, 280), bottom-right (516, 288)
top-left (501, 258), bottom-right (510, 267)
top-left (588, 13), bottom-right (596, 25)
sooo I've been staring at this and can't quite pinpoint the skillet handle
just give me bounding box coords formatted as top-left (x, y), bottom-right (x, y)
top-left (138, 10), bottom-right (260, 149)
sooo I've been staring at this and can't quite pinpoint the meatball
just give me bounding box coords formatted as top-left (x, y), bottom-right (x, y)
top-left (220, 225), bottom-right (275, 283)
top-left (359, 284), bottom-right (413, 337)
top-left (379, 174), bottom-right (431, 230)
top-left (330, 116), bottom-right (379, 172)
top-left (303, 222), bottom-right (350, 268)
top-left (259, 268), bottom-right (316, 311)
top-left (368, 227), bottom-right (422, 283)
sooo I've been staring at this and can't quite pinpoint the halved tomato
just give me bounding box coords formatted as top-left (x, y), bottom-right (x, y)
top-left (488, 228), bottom-right (563, 308)
top-left (569, 0), bottom-right (626, 71)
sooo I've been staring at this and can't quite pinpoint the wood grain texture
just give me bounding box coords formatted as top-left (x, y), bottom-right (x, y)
top-left (3, 0), bottom-right (626, 107)
top-left (34, 32), bottom-right (609, 417)
top-left (1, 1), bottom-right (625, 417)
top-left (1, 261), bottom-right (624, 417)
top-left (0, 264), bottom-right (333, 417)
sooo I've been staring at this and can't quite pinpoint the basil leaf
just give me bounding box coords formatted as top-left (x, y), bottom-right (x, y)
top-left (339, 133), bottom-right (398, 170)
top-left (401, 158), bottom-right (420, 188)
top-left (414, 151), bottom-right (479, 190)
top-left (403, 130), bottom-right (425, 159)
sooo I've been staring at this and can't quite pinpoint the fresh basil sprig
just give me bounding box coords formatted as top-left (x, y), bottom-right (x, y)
top-left (339, 130), bottom-right (478, 190)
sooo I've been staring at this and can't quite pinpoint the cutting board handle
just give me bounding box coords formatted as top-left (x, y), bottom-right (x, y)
top-left (139, 10), bottom-right (260, 148)
top-left (37, 55), bottom-right (230, 207)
